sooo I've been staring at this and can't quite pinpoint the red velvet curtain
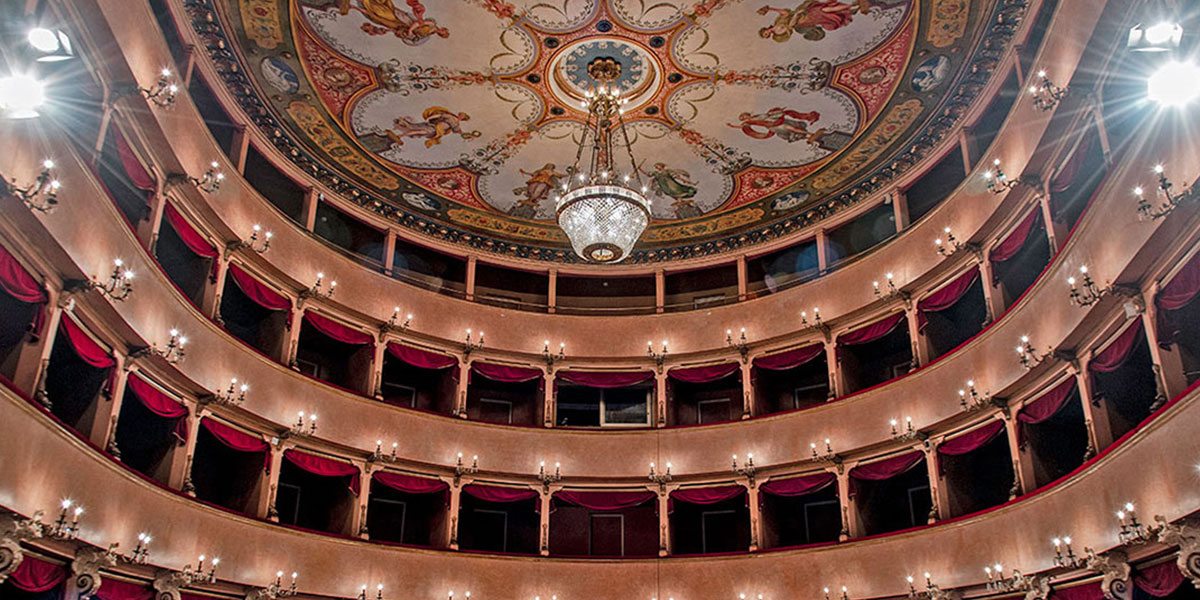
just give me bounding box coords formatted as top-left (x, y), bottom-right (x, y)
top-left (669, 485), bottom-right (746, 512)
top-left (936, 420), bottom-right (1005, 474)
top-left (1134, 562), bottom-right (1185, 597)
top-left (667, 363), bottom-right (739, 383)
top-left (303, 312), bottom-right (374, 346)
top-left (373, 471), bottom-right (449, 495)
top-left (558, 370), bottom-right (654, 388)
top-left (112, 127), bottom-right (156, 194)
top-left (1050, 582), bottom-right (1104, 600)
top-left (0, 244), bottom-right (48, 336)
top-left (284, 450), bottom-right (361, 495)
top-left (555, 490), bottom-right (656, 510)
top-left (200, 418), bottom-right (270, 471)
top-left (917, 267), bottom-right (980, 328)
top-left (163, 203), bottom-right (217, 260)
top-left (96, 578), bottom-right (153, 600)
top-left (838, 312), bottom-right (906, 347)
top-left (990, 209), bottom-right (1042, 266)
top-left (759, 472), bottom-right (835, 497)
top-left (1155, 252), bottom-right (1200, 347)
top-left (227, 264), bottom-right (291, 312)
top-left (1089, 320), bottom-right (1145, 373)
top-left (471, 362), bottom-right (542, 383)
top-left (59, 316), bottom-right (115, 369)
top-left (463, 484), bottom-right (539, 504)
top-left (126, 373), bottom-right (189, 440)
top-left (386, 343), bottom-right (457, 370)
top-left (848, 451), bottom-right (924, 496)
top-left (752, 344), bottom-right (823, 371)
top-left (1051, 130), bottom-right (1095, 194)
top-left (7, 556), bottom-right (67, 592)
top-left (1017, 378), bottom-right (1077, 445)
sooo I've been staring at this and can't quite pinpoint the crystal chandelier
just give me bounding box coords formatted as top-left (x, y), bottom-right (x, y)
top-left (555, 58), bottom-right (651, 263)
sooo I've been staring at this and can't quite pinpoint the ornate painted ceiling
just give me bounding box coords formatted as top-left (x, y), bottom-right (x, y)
top-left (199, 0), bottom-right (1023, 263)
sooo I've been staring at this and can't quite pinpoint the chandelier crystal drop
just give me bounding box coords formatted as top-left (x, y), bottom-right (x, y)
top-left (555, 58), bottom-right (651, 263)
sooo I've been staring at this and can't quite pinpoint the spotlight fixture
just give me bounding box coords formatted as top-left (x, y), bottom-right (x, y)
top-left (1067, 266), bottom-right (1108, 307)
top-left (983, 159), bottom-right (1017, 194)
top-left (5, 158), bottom-right (60, 212)
top-left (542, 340), bottom-right (565, 367)
top-left (1147, 61), bottom-right (1200, 107)
top-left (538, 461), bottom-right (562, 488)
top-left (27, 27), bottom-right (75, 62)
top-left (140, 68), bottom-right (179, 108)
top-left (89, 258), bottom-right (135, 301)
top-left (302, 272), bottom-right (337, 299)
top-left (1128, 22), bottom-right (1183, 52)
top-left (934, 227), bottom-right (963, 256)
top-left (290, 411), bottom-right (317, 437)
top-left (1134, 165), bottom-right (1195, 220)
top-left (0, 73), bottom-right (46, 119)
top-left (229, 224), bottom-right (273, 254)
top-left (1028, 70), bottom-right (1068, 111)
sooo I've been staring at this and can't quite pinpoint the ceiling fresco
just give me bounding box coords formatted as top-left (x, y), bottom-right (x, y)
top-left (201, 0), bottom-right (1021, 263)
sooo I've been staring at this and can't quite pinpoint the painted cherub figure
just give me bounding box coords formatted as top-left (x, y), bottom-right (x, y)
top-left (639, 162), bottom-right (702, 219)
top-left (728, 107), bottom-right (828, 145)
top-left (384, 106), bottom-right (481, 149)
top-left (337, 0), bottom-right (449, 45)
top-left (510, 163), bottom-right (566, 219)
top-left (757, 0), bottom-right (872, 42)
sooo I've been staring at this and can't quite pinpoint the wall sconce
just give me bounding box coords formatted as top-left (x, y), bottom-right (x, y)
top-left (1016, 336), bottom-right (1047, 369)
top-left (1052, 537), bottom-right (1084, 568)
top-left (811, 439), bottom-right (842, 466)
top-left (1028, 70), bottom-right (1067, 111)
top-left (1135, 165), bottom-right (1194, 220)
top-left (1116, 502), bottom-right (1161, 544)
top-left (890, 417), bottom-right (926, 442)
top-left (1067, 266), bottom-right (1108, 306)
top-left (290, 411), bottom-right (317, 437)
top-left (648, 339), bottom-right (668, 371)
top-left (6, 158), bottom-right (61, 213)
top-left (984, 564), bottom-right (1039, 593)
top-left (382, 307), bottom-right (412, 333)
top-left (213, 378), bottom-right (248, 406)
top-left (906, 573), bottom-right (940, 600)
top-left (462, 329), bottom-right (485, 359)
top-left (447, 592), bottom-right (470, 600)
top-left (267, 572), bottom-right (298, 598)
top-left (801, 308), bottom-right (822, 327)
top-left (372, 440), bottom-right (398, 462)
top-left (140, 68), bottom-right (179, 108)
top-left (90, 258), bottom-right (134, 301)
top-left (456, 452), bottom-right (479, 477)
top-left (984, 159), bottom-right (1017, 194)
top-left (738, 594), bottom-right (763, 600)
top-left (726, 328), bottom-right (749, 360)
top-left (358, 584), bottom-right (383, 600)
top-left (649, 461), bottom-right (673, 487)
top-left (958, 380), bottom-right (992, 411)
top-left (538, 461), bottom-right (562, 487)
top-left (732, 453), bottom-right (756, 478)
top-left (48, 498), bottom-right (83, 539)
top-left (302, 272), bottom-right (337, 299)
top-left (182, 555), bottom-right (219, 584)
top-left (873, 273), bottom-right (899, 298)
top-left (934, 227), bottom-right (963, 256)
top-left (110, 532), bottom-right (151, 565)
top-left (823, 587), bottom-right (849, 600)
top-left (229, 224), bottom-right (272, 254)
top-left (542, 340), bottom-right (565, 367)
top-left (146, 329), bottom-right (187, 364)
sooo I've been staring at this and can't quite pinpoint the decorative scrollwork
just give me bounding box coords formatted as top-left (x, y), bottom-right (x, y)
top-left (1155, 516), bottom-right (1200, 589)
top-left (153, 570), bottom-right (187, 600)
top-left (1086, 549), bottom-right (1132, 600)
top-left (71, 547), bottom-right (116, 600)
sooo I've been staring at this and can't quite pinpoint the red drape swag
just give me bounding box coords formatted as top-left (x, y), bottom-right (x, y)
top-left (555, 490), bottom-right (656, 510)
top-left (667, 362), bottom-right (739, 384)
top-left (1134, 562), bottom-right (1185, 597)
top-left (96, 578), bottom-right (153, 600)
top-left (936, 420), bottom-right (1005, 474)
top-left (59, 315), bottom-right (115, 369)
top-left (752, 344), bottom-right (824, 371)
top-left (463, 484), bottom-right (539, 504)
top-left (989, 209), bottom-right (1043, 271)
top-left (1051, 130), bottom-right (1095, 194)
top-left (303, 312), bottom-right (374, 346)
top-left (1089, 320), bottom-right (1145, 374)
top-left (126, 373), bottom-right (189, 440)
top-left (471, 361), bottom-right (542, 383)
top-left (1050, 582), bottom-right (1104, 600)
top-left (0, 244), bottom-right (48, 337)
top-left (373, 471), bottom-right (449, 495)
top-left (112, 127), bottom-right (156, 195)
top-left (557, 370), bottom-right (654, 388)
top-left (838, 312), bottom-right (906, 348)
top-left (7, 556), bottom-right (67, 592)
top-left (386, 342), bottom-right (457, 370)
top-left (283, 450), bottom-right (361, 495)
top-left (848, 451), bottom-right (924, 496)
top-left (1155, 252), bottom-right (1200, 347)
top-left (1016, 378), bottom-right (1077, 445)
top-left (917, 267), bottom-right (980, 329)
top-left (759, 472), bottom-right (835, 497)
top-left (227, 264), bottom-right (291, 312)
top-left (163, 203), bottom-right (218, 260)
top-left (200, 418), bottom-right (270, 471)
top-left (669, 485), bottom-right (746, 512)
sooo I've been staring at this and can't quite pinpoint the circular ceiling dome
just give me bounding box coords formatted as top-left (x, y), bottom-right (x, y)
top-left (212, 0), bottom-right (1012, 263)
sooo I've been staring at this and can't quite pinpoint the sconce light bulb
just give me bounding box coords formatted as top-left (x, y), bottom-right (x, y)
top-left (276, 571), bottom-right (284, 578)
top-left (1154, 164), bottom-right (1164, 174)
top-left (966, 379), bottom-right (974, 387)
top-left (993, 159), bottom-right (1001, 166)
top-left (74, 507), bottom-right (83, 516)
top-left (212, 558), bottom-right (219, 565)
top-left (886, 272), bottom-right (893, 280)
top-left (1052, 537), bottom-right (1061, 546)
top-left (890, 419), bottom-right (898, 426)
top-left (316, 272), bottom-right (325, 279)
top-left (1079, 265), bottom-right (1088, 274)
top-left (1063, 536), bottom-right (1071, 544)
top-left (169, 328), bottom-right (179, 337)
top-left (1134, 186), bottom-right (1144, 196)
top-left (665, 462), bottom-right (671, 468)
top-left (61, 498), bottom-right (71, 509)
top-left (1124, 502), bottom-right (1135, 511)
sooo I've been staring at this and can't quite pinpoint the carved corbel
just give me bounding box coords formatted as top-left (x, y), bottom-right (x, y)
top-left (1155, 516), bottom-right (1200, 588)
top-left (153, 570), bottom-right (187, 600)
top-left (1022, 576), bottom-right (1051, 600)
top-left (1086, 549), bottom-right (1132, 600)
top-left (0, 511), bottom-right (45, 583)
top-left (70, 546), bottom-right (116, 600)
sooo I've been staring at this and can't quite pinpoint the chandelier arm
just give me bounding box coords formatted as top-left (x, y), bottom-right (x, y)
top-left (616, 110), bottom-right (644, 189)
top-left (570, 108), bottom-right (594, 181)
